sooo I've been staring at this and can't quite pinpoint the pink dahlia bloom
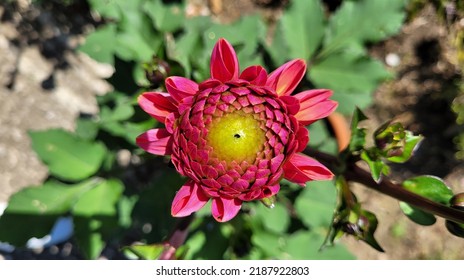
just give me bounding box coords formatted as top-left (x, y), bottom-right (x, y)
top-left (136, 38), bottom-right (337, 222)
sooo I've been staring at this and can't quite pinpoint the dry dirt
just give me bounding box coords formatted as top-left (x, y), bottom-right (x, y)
top-left (0, 0), bottom-right (463, 259)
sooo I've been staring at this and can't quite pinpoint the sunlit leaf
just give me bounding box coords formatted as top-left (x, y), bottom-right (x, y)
top-left (253, 202), bottom-right (289, 234)
top-left (361, 150), bottom-right (389, 183)
top-left (310, 53), bottom-right (391, 114)
top-left (143, 0), bottom-right (185, 33)
top-left (285, 230), bottom-right (354, 260)
top-left (72, 179), bottom-right (124, 216)
top-left (79, 24), bottom-right (117, 65)
top-left (402, 175), bottom-right (453, 205)
top-left (295, 180), bottom-right (337, 228)
top-left (280, 0), bottom-right (325, 60)
top-left (323, 0), bottom-right (406, 56)
top-left (0, 179), bottom-right (100, 246)
top-left (345, 108), bottom-right (368, 153)
top-left (29, 129), bottom-right (106, 181)
top-left (399, 202), bottom-right (436, 226)
top-left (123, 243), bottom-right (168, 260)
top-left (387, 131), bottom-right (423, 163)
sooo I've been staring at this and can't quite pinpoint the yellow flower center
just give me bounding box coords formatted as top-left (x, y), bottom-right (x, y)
top-left (206, 111), bottom-right (265, 163)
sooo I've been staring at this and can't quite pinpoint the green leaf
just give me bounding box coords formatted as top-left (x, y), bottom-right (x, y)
top-left (0, 179), bottom-right (101, 246)
top-left (143, 0), bottom-right (185, 33)
top-left (5, 179), bottom-right (100, 215)
top-left (75, 118), bottom-right (99, 141)
top-left (87, 0), bottom-right (121, 20)
top-left (72, 179), bottom-right (124, 216)
top-left (323, 0), bottom-right (406, 56)
top-left (399, 202), bottom-right (436, 226)
top-left (285, 230), bottom-right (354, 260)
top-left (263, 26), bottom-right (287, 68)
top-left (114, 31), bottom-right (155, 62)
top-left (402, 175), bottom-right (454, 205)
top-left (73, 217), bottom-right (107, 259)
top-left (167, 30), bottom-right (200, 77)
top-left (387, 131), bottom-right (423, 163)
top-left (99, 96), bottom-right (134, 123)
top-left (361, 150), bottom-right (389, 183)
top-left (29, 129), bottom-right (106, 181)
top-left (280, 0), bottom-right (325, 60)
top-left (295, 180), bottom-right (337, 228)
top-left (72, 179), bottom-right (123, 259)
top-left (310, 53), bottom-right (391, 114)
top-left (346, 108), bottom-right (368, 153)
top-left (253, 202), bottom-right (289, 234)
top-left (79, 24), bottom-right (116, 65)
top-left (123, 244), bottom-right (168, 260)
top-left (131, 169), bottom-right (186, 243)
top-left (203, 16), bottom-right (265, 69)
top-left (251, 230), bottom-right (282, 258)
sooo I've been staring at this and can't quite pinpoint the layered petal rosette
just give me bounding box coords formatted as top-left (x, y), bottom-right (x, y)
top-left (137, 38), bottom-right (337, 222)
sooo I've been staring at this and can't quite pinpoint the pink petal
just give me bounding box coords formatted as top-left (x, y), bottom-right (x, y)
top-left (239, 65), bottom-right (268, 86)
top-left (262, 184), bottom-right (280, 198)
top-left (210, 38), bottom-right (239, 83)
top-left (294, 89), bottom-right (338, 125)
top-left (266, 59), bottom-right (306, 96)
top-left (279, 95), bottom-right (300, 115)
top-left (171, 180), bottom-right (210, 217)
top-left (295, 125), bottom-right (309, 153)
top-left (211, 197), bottom-right (242, 222)
top-left (165, 76), bottom-right (198, 102)
top-left (136, 128), bottom-right (173, 156)
top-left (283, 153), bottom-right (334, 185)
top-left (138, 92), bottom-right (177, 123)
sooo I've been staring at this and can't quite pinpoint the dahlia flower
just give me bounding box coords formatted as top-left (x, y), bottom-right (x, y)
top-left (136, 38), bottom-right (337, 222)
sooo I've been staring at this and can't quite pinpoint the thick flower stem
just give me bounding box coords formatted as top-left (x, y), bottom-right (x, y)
top-left (304, 147), bottom-right (464, 225)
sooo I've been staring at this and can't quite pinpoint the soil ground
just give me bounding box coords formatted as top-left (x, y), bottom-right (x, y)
top-left (0, 0), bottom-right (463, 259)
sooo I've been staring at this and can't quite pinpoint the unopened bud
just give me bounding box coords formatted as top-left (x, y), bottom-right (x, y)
top-left (260, 195), bottom-right (276, 209)
top-left (450, 193), bottom-right (464, 210)
top-left (144, 56), bottom-right (171, 88)
top-left (374, 122), bottom-right (406, 156)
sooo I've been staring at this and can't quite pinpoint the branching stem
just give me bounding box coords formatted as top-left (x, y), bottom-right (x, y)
top-left (304, 147), bottom-right (464, 225)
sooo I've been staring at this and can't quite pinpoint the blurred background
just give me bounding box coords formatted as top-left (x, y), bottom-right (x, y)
top-left (0, 0), bottom-right (463, 259)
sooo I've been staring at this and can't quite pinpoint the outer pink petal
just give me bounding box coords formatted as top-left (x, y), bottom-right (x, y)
top-left (266, 59), bottom-right (306, 96)
top-left (171, 180), bottom-right (209, 217)
top-left (138, 92), bottom-right (177, 123)
top-left (283, 153), bottom-right (334, 185)
top-left (279, 95), bottom-right (300, 115)
top-left (136, 128), bottom-right (173, 156)
top-left (210, 38), bottom-right (239, 82)
top-left (165, 76), bottom-right (198, 102)
top-left (211, 197), bottom-right (242, 222)
top-left (295, 125), bottom-right (309, 153)
top-left (294, 89), bottom-right (338, 125)
top-left (239, 65), bottom-right (268, 86)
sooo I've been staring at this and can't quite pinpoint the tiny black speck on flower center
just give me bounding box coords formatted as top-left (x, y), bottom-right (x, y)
top-left (234, 134), bottom-right (241, 139)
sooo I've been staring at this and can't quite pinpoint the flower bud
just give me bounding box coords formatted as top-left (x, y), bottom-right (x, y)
top-left (144, 56), bottom-right (170, 88)
top-left (374, 122), bottom-right (406, 157)
top-left (260, 195), bottom-right (276, 209)
top-left (449, 193), bottom-right (464, 210)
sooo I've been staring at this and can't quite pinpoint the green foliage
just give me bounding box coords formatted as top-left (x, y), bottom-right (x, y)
top-left (295, 180), bottom-right (337, 229)
top-left (29, 129), bottom-right (106, 181)
top-left (266, 0), bottom-right (407, 114)
top-left (280, 0), bottom-right (325, 61)
top-left (399, 175), bottom-right (454, 226)
top-left (402, 176), bottom-right (454, 205)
